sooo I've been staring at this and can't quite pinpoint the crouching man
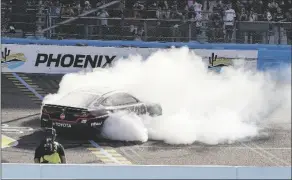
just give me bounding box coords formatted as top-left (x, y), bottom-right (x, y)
top-left (34, 128), bottom-right (66, 164)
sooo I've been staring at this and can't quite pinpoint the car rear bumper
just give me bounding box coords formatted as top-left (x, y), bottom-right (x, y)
top-left (40, 114), bottom-right (104, 134)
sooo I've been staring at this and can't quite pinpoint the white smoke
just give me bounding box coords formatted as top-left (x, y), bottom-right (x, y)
top-left (43, 47), bottom-right (291, 145)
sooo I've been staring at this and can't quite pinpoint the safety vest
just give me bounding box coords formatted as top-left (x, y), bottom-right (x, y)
top-left (40, 152), bottom-right (61, 164)
top-left (40, 142), bottom-right (61, 164)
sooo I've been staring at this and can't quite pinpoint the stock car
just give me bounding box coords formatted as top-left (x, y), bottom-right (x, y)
top-left (40, 88), bottom-right (162, 136)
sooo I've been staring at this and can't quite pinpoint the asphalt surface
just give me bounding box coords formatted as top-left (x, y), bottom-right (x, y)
top-left (1, 73), bottom-right (291, 166)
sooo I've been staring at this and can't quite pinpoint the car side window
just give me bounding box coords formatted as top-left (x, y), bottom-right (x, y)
top-left (101, 93), bottom-right (138, 106)
top-left (101, 96), bottom-right (115, 106)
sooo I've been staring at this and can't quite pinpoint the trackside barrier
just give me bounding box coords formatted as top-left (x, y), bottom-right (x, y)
top-left (2, 163), bottom-right (291, 179)
top-left (2, 38), bottom-right (291, 73)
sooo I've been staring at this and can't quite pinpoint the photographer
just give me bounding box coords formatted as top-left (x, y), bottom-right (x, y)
top-left (34, 128), bottom-right (66, 164)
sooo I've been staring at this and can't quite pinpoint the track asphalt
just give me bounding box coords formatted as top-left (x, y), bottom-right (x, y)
top-left (1, 73), bottom-right (291, 166)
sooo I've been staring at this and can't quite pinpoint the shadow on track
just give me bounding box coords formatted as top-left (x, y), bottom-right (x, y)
top-left (14, 129), bottom-right (142, 151)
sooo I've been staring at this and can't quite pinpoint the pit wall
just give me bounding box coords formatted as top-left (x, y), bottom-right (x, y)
top-left (2, 163), bottom-right (292, 179)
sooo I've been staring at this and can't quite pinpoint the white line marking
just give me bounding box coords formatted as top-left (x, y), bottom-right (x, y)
top-left (119, 148), bottom-right (135, 162)
top-left (241, 143), bottom-right (281, 166)
top-left (88, 140), bottom-right (121, 164)
top-left (12, 73), bottom-right (118, 164)
top-left (12, 73), bottom-right (43, 100)
top-left (127, 146), bottom-right (146, 161)
top-left (251, 143), bottom-right (291, 166)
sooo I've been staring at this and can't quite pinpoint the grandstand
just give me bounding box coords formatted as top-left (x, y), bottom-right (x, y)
top-left (1, 0), bottom-right (292, 44)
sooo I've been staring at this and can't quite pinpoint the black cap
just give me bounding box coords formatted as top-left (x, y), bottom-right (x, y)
top-left (44, 128), bottom-right (57, 140)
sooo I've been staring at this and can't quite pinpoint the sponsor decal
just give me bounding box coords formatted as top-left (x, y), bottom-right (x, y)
top-left (91, 122), bottom-right (103, 127)
top-left (53, 122), bottom-right (71, 128)
top-left (207, 53), bottom-right (232, 73)
top-left (1, 47), bottom-right (26, 69)
top-left (208, 52), bottom-right (233, 67)
top-left (81, 119), bottom-right (87, 123)
top-left (35, 53), bottom-right (116, 68)
top-left (206, 52), bottom-right (257, 73)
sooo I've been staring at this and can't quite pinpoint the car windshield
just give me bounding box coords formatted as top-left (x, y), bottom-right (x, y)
top-left (55, 91), bottom-right (100, 108)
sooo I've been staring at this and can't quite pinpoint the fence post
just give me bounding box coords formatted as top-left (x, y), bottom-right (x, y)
top-left (36, 0), bottom-right (44, 37)
top-left (144, 20), bottom-right (147, 41)
top-left (188, 22), bottom-right (191, 42)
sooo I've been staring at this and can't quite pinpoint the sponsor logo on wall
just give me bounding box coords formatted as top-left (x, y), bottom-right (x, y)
top-left (1, 44), bottom-right (259, 74)
top-left (35, 53), bottom-right (116, 68)
top-left (1, 47), bottom-right (27, 69)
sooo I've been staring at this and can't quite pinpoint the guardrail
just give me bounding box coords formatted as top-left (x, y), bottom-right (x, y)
top-left (2, 163), bottom-right (291, 179)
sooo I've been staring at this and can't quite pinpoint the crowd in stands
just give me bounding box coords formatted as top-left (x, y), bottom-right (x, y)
top-left (1, 0), bottom-right (292, 44)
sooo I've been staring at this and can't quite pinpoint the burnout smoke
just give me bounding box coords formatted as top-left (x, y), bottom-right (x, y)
top-left (43, 47), bottom-right (291, 145)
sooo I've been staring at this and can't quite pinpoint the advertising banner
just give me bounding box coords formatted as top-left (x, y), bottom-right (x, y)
top-left (1, 44), bottom-right (258, 74)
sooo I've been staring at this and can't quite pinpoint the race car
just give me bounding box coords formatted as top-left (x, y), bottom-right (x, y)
top-left (40, 89), bottom-right (162, 136)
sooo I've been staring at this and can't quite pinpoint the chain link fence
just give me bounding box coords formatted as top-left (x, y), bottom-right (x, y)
top-left (2, 3), bottom-right (292, 44)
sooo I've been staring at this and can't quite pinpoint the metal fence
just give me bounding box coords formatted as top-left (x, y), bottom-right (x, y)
top-left (1, 5), bottom-right (291, 45)
top-left (43, 17), bottom-right (292, 44)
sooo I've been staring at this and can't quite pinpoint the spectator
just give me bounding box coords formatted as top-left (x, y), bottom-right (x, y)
top-left (170, 1), bottom-right (183, 19)
top-left (249, 8), bottom-right (258, 22)
top-left (73, 1), bottom-right (82, 15)
top-left (284, 11), bottom-right (292, 44)
top-left (286, 0), bottom-right (292, 13)
top-left (129, 25), bottom-right (144, 40)
top-left (213, 0), bottom-right (224, 18)
top-left (235, 7), bottom-right (248, 43)
top-left (274, 7), bottom-right (285, 22)
top-left (84, 1), bottom-right (91, 11)
top-left (97, 9), bottom-right (109, 39)
top-left (133, 1), bottom-right (144, 18)
top-left (208, 10), bottom-right (224, 42)
top-left (278, 0), bottom-right (286, 12)
top-left (224, 4), bottom-right (236, 42)
top-left (234, 0), bottom-right (244, 19)
top-left (193, 0), bottom-right (203, 16)
top-left (135, 26), bottom-right (145, 40)
top-left (156, 7), bottom-right (163, 19)
top-left (187, 0), bottom-right (194, 8)
top-left (238, 7), bottom-right (248, 21)
top-left (48, 1), bottom-right (61, 16)
top-left (189, 13), bottom-right (201, 41)
top-left (254, 0), bottom-right (265, 18)
top-left (62, 4), bottom-right (75, 16)
top-left (164, 9), bottom-right (171, 19)
top-left (274, 7), bottom-right (285, 43)
top-left (245, 0), bottom-right (255, 12)
top-left (266, 10), bottom-right (273, 21)
top-left (97, 8), bottom-right (109, 25)
top-left (8, 25), bottom-right (16, 34)
top-left (268, 0), bottom-right (279, 14)
top-left (247, 8), bottom-right (259, 43)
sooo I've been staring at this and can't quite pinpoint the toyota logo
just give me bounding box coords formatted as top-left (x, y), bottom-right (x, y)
top-left (60, 113), bottom-right (65, 120)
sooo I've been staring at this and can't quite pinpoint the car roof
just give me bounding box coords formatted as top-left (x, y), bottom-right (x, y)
top-left (70, 87), bottom-right (129, 97)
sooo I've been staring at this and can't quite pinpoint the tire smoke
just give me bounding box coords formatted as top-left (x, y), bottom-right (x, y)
top-left (43, 47), bottom-right (291, 145)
